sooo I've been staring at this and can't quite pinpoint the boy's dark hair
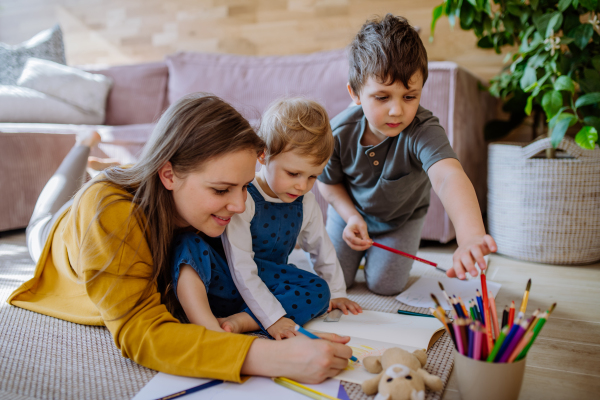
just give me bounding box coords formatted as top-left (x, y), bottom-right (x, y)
top-left (348, 14), bottom-right (428, 95)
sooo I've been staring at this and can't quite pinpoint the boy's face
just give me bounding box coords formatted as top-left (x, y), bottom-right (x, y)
top-left (258, 148), bottom-right (327, 203)
top-left (348, 72), bottom-right (423, 143)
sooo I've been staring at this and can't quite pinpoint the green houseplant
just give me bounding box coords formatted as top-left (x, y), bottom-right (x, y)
top-left (431, 0), bottom-right (600, 151)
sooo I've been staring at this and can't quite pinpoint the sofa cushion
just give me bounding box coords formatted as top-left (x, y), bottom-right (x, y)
top-left (0, 86), bottom-right (104, 125)
top-left (18, 58), bottom-right (113, 122)
top-left (85, 62), bottom-right (169, 126)
top-left (0, 25), bottom-right (66, 85)
top-left (166, 49), bottom-right (349, 121)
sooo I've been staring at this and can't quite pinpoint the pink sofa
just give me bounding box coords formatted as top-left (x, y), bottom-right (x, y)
top-left (0, 49), bottom-right (496, 242)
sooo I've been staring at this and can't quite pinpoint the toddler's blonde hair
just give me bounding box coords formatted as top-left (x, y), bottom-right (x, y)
top-left (259, 97), bottom-right (334, 166)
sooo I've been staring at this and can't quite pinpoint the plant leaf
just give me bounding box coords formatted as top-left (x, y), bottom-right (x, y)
top-left (478, 36), bottom-right (494, 48)
top-left (568, 24), bottom-right (594, 50)
top-left (557, 0), bottom-right (573, 11)
top-left (584, 116), bottom-right (600, 133)
top-left (554, 75), bottom-right (575, 93)
top-left (579, 0), bottom-right (598, 11)
top-left (550, 114), bottom-right (577, 148)
top-left (520, 66), bottom-right (538, 90)
top-left (430, 4), bottom-right (444, 39)
top-left (531, 0), bottom-right (540, 10)
top-left (525, 94), bottom-right (534, 115)
top-left (592, 55), bottom-right (600, 72)
top-left (546, 12), bottom-right (563, 38)
top-left (575, 92), bottom-right (600, 108)
top-left (575, 126), bottom-right (598, 149)
top-left (542, 90), bottom-right (563, 119)
top-left (548, 107), bottom-right (570, 128)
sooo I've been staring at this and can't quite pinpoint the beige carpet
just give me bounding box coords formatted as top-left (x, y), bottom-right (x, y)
top-left (0, 232), bottom-right (454, 400)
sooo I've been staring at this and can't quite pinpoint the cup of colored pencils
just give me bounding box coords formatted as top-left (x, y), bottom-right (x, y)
top-left (429, 277), bottom-right (556, 400)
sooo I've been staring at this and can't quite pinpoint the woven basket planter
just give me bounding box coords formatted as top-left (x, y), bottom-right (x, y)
top-left (488, 137), bottom-right (600, 264)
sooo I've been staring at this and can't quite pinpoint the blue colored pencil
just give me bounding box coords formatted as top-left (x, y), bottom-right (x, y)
top-left (155, 379), bottom-right (224, 400)
top-left (295, 325), bottom-right (358, 362)
top-left (475, 289), bottom-right (485, 325)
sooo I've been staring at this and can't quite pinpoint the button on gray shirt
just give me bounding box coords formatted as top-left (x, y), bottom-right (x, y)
top-left (318, 105), bottom-right (458, 234)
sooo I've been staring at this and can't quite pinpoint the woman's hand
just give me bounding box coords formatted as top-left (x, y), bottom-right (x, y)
top-left (328, 298), bottom-right (363, 315)
top-left (267, 317), bottom-right (299, 340)
top-left (241, 332), bottom-right (353, 383)
top-left (342, 215), bottom-right (371, 251)
top-left (448, 234), bottom-right (497, 280)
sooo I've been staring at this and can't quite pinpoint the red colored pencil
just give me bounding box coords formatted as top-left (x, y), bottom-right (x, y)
top-left (508, 301), bottom-right (516, 328)
top-left (480, 271), bottom-right (495, 353)
top-left (371, 241), bottom-right (437, 267)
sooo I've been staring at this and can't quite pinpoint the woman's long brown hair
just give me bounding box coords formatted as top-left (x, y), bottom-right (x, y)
top-left (71, 93), bottom-right (264, 319)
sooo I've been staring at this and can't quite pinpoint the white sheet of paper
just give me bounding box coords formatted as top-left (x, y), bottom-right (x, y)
top-left (304, 309), bottom-right (443, 350)
top-left (303, 310), bottom-right (444, 384)
top-left (395, 274), bottom-right (502, 311)
top-left (132, 373), bottom-right (340, 400)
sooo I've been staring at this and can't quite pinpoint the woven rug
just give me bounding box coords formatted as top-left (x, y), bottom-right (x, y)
top-left (0, 234), bottom-right (454, 400)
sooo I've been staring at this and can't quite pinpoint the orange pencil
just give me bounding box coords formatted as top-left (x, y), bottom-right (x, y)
top-left (488, 291), bottom-right (499, 340)
top-left (458, 297), bottom-right (468, 317)
top-left (508, 301), bottom-right (515, 328)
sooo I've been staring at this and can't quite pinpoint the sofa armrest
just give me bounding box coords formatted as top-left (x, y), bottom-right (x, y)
top-left (0, 130), bottom-right (76, 231)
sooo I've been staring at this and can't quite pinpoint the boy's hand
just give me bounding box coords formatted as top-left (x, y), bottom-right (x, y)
top-left (328, 297), bottom-right (363, 315)
top-left (448, 234), bottom-right (497, 280)
top-left (267, 317), bottom-right (299, 340)
top-left (343, 215), bottom-right (372, 251)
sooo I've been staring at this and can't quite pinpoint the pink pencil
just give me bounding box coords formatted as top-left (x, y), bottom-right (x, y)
top-left (371, 241), bottom-right (437, 267)
top-left (453, 320), bottom-right (465, 355)
top-left (473, 323), bottom-right (483, 360)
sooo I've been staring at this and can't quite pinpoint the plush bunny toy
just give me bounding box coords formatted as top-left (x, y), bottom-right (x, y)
top-left (361, 347), bottom-right (443, 400)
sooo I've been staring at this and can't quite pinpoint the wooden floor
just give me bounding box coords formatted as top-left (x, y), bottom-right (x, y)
top-left (1, 229), bottom-right (598, 399)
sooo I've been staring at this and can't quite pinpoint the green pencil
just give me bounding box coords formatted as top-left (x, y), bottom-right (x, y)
top-left (397, 309), bottom-right (435, 318)
top-left (515, 312), bottom-right (548, 361)
top-left (487, 325), bottom-right (510, 362)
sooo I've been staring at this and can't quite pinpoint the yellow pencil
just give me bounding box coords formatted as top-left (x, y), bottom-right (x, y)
top-left (273, 377), bottom-right (340, 400)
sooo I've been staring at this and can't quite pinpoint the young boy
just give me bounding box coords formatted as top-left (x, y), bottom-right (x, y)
top-left (317, 14), bottom-right (497, 296)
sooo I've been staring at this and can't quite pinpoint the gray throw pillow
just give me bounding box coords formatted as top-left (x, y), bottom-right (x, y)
top-left (0, 24), bottom-right (66, 85)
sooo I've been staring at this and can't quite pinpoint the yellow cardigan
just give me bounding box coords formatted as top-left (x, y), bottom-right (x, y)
top-left (8, 181), bottom-right (255, 382)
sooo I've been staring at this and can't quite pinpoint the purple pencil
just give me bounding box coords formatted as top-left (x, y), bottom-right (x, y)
top-left (498, 319), bottom-right (529, 363)
top-left (468, 324), bottom-right (475, 358)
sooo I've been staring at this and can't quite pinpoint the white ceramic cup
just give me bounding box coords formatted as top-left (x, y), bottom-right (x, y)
top-left (453, 350), bottom-right (526, 400)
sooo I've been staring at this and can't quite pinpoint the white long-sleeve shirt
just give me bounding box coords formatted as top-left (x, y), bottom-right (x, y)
top-left (222, 179), bottom-right (347, 329)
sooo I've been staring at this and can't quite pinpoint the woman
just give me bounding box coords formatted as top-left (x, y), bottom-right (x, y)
top-left (8, 93), bottom-right (352, 383)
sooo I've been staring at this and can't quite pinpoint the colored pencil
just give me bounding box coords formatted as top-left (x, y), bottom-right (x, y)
top-left (507, 331), bottom-right (534, 363)
top-left (295, 325), bottom-right (357, 362)
top-left (469, 303), bottom-right (477, 322)
top-left (452, 296), bottom-right (465, 318)
top-left (453, 319), bottom-right (464, 354)
top-left (480, 271), bottom-right (495, 354)
top-left (501, 306), bottom-right (509, 328)
top-left (488, 292), bottom-right (499, 340)
top-left (508, 301), bottom-right (515, 328)
top-left (371, 241), bottom-right (437, 267)
top-left (458, 319), bottom-right (469, 356)
top-left (155, 379), bottom-right (224, 400)
top-left (516, 307), bottom-right (553, 361)
top-left (494, 319), bottom-right (521, 362)
top-left (397, 309), bottom-right (435, 318)
top-left (498, 319), bottom-right (528, 363)
top-left (468, 324), bottom-right (475, 358)
top-left (475, 289), bottom-right (485, 323)
top-left (524, 309), bottom-right (540, 334)
top-left (458, 297), bottom-right (468, 318)
top-left (487, 326), bottom-right (509, 362)
top-left (273, 377), bottom-right (340, 400)
top-left (473, 322), bottom-right (484, 361)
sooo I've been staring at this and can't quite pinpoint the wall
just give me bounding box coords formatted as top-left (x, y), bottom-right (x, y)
top-left (0, 0), bottom-right (509, 80)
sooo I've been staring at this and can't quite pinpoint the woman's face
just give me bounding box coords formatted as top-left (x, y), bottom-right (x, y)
top-left (160, 149), bottom-right (258, 237)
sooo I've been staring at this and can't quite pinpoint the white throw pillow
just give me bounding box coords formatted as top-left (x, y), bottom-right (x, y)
top-left (17, 58), bottom-right (113, 122)
top-left (0, 86), bottom-right (104, 124)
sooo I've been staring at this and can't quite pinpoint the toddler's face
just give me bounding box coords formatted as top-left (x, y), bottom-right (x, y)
top-left (349, 72), bottom-right (423, 143)
top-left (258, 149), bottom-right (327, 203)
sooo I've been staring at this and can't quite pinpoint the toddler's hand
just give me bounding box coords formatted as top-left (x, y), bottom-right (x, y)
top-left (343, 215), bottom-right (371, 251)
top-left (448, 234), bottom-right (497, 280)
top-left (328, 297), bottom-right (363, 315)
top-left (267, 317), bottom-right (299, 340)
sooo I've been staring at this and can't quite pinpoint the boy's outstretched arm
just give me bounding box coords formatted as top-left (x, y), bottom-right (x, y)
top-left (316, 181), bottom-right (372, 251)
top-left (428, 158), bottom-right (497, 279)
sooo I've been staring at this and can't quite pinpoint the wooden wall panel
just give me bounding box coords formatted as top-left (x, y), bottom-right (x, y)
top-left (0, 0), bottom-right (509, 80)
